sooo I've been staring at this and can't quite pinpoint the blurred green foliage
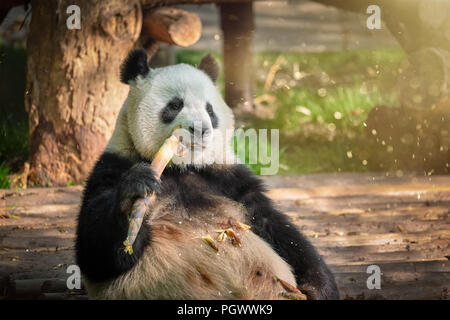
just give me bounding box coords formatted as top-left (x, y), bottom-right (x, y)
top-left (0, 44), bottom-right (28, 187)
top-left (178, 49), bottom-right (406, 175)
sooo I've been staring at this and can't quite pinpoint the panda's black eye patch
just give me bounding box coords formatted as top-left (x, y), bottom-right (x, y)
top-left (161, 97), bottom-right (184, 123)
top-left (206, 103), bottom-right (218, 128)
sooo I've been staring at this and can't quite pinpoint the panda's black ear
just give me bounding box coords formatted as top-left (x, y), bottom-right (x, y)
top-left (120, 49), bottom-right (150, 84)
top-left (198, 54), bottom-right (219, 83)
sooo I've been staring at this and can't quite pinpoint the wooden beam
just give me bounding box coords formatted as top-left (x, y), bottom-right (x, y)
top-left (142, 0), bottom-right (252, 8)
top-left (142, 7), bottom-right (202, 47)
top-left (219, 1), bottom-right (254, 112)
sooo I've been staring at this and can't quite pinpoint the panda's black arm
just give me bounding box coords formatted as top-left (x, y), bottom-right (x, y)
top-left (202, 165), bottom-right (339, 300)
top-left (76, 152), bottom-right (154, 282)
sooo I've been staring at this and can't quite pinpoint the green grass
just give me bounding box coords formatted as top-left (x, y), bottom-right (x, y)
top-left (265, 83), bottom-right (399, 132)
top-left (0, 114), bottom-right (28, 163)
top-left (0, 44), bottom-right (28, 187)
top-left (177, 48), bottom-right (406, 175)
top-left (0, 162), bottom-right (10, 188)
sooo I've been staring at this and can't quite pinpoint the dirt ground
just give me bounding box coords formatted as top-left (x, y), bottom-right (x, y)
top-left (0, 172), bottom-right (449, 300)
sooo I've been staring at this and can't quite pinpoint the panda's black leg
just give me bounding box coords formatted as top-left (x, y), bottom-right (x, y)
top-left (242, 192), bottom-right (340, 300)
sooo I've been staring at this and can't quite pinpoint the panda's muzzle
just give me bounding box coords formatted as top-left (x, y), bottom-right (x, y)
top-left (187, 124), bottom-right (211, 149)
top-left (188, 125), bottom-right (210, 138)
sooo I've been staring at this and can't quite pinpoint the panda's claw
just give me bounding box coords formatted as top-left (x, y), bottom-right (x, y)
top-left (117, 163), bottom-right (160, 214)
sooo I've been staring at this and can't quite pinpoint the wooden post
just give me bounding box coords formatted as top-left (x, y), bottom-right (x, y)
top-left (219, 2), bottom-right (254, 113)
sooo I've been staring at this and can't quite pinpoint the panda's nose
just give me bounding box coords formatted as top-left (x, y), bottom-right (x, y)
top-left (188, 126), bottom-right (210, 137)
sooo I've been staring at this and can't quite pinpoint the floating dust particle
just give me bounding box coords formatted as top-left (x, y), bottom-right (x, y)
top-left (327, 123), bottom-right (336, 131)
top-left (296, 106), bottom-right (311, 116)
top-left (317, 88), bottom-right (327, 97)
top-left (334, 111), bottom-right (342, 120)
top-left (413, 94), bottom-right (423, 104)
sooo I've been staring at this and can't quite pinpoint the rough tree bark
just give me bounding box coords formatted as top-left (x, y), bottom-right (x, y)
top-left (25, 0), bottom-right (142, 186)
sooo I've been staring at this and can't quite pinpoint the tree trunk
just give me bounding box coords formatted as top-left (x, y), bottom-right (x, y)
top-left (219, 2), bottom-right (254, 113)
top-left (26, 0), bottom-right (142, 186)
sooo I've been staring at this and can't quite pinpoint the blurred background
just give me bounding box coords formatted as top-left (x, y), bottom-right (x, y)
top-left (0, 0), bottom-right (449, 301)
top-left (0, 0), bottom-right (449, 188)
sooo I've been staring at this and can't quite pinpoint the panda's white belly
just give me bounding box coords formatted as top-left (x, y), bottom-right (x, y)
top-left (85, 195), bottom-right (297, 300)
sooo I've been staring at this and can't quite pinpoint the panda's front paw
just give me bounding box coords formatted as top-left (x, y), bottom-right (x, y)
top-left (117, 163), bottom-right (161, 214)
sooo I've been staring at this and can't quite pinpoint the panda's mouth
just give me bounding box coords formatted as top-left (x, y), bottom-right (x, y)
top-left (189, 142), bottom-right (207, 150)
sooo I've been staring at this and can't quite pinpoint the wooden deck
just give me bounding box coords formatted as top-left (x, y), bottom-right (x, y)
top-left (1, 173), bottom-right (449, 300)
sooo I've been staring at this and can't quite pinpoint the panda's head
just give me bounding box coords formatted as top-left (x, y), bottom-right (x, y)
top-left (107, 49), bottom-right (236, 167)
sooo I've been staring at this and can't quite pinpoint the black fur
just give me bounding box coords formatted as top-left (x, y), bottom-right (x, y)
top-left (161, 97), bottom-right (184, 124)
top-left (206, 103), bottom-right (218, 128)
top-left (198, 54), bottom-right (219, 83)
top-left (76, 153), bottom-right (155, 282)
top-left (196, 164), bottom-right (340, 300)
top-left (76, 153), bottom-right (339, 299)
top-left (120, 49), bottom-right (150, 84)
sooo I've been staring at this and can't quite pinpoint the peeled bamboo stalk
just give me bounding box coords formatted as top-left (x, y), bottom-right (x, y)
top-left (123, 133), bottom-right (183, 255)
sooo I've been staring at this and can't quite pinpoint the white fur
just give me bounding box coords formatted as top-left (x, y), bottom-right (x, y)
top-left (106, 63), bottom-right (237, 167)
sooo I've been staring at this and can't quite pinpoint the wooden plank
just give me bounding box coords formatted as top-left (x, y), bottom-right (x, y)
top-left (309, 230), bottom-right (449, 247)
top-left (144, 0), bottom-right (253, 7)
top-left (3, 187), bottom-right (82, 207)
top-left (262, 173), bottom-right (450, 190)
top-left (0, 227), bottom-right (75, 251)
top-left (267, 185), bottom-right (450, 201)
top-left (1, 173), bottom-right (449, 299)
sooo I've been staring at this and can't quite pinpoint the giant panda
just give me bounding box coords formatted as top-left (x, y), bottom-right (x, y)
top-left (75, 49), bottom-right (339, 300)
